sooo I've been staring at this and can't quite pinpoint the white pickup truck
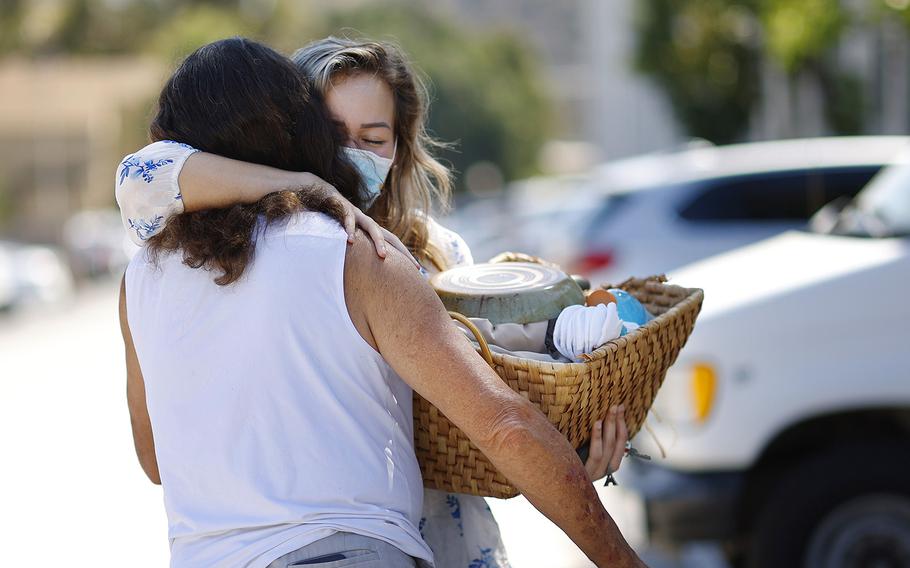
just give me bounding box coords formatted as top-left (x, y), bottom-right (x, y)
top-left (624, 152), bottom-right (910, 567)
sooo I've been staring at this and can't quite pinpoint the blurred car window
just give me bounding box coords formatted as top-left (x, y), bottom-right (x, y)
top-left (678, 167), bottom-right (880, 223)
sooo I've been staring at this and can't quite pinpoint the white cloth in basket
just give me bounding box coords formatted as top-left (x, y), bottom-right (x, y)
top-left (553, 303), bottom-right (624, 363)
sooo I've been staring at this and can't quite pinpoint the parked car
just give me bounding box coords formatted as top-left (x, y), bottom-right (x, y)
top-left (62, 209), bottom-right (137, 279)
top-left (7, 241), bottom-right (75, 307)
top-left (445, 173), bottom-right (594, 264)
top-left (447, 137), bottom-right (908, 283)
top-left (0, 240), bottom-right (75, 311)
top-left (623, 149), bottom-right (910, 567)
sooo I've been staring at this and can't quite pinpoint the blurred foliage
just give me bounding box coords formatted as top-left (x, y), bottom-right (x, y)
top-left (762, 0), bottom-right (845, 73)
top-left (634, 0), bottom-right (760, 143)
top-left (880, 0), bottom-right (910, 27)
top-left (819, 68), bottom-right (865, 134)
top-left (43, 0), bottom-right (162, 54)
top-left (0, 0), bottom-right (550, 189)
top-left (0, 0), bottom-right (24, 55)
top-left (634, 0), bottom-right (892, 141)
top-left (147, 4), bottom-right (255, 62)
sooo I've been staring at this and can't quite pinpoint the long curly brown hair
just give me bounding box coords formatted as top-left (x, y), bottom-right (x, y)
top-left (146, 37), bottom-right (362, 285)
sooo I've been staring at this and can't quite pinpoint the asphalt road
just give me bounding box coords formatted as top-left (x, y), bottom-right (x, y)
top-left (0, 278), bottom-right (721, 567)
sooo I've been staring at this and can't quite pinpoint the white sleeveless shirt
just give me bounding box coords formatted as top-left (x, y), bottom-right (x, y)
top-left (125, 211), bottom-right (433, 568)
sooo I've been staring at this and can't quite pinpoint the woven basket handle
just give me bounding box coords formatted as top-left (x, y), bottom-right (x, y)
top-left (488, 251), bottom-right (559, 268)
top-left (448, 311), bottom-right (495, 366)
top-left (605, 274), bottom-right (668, 290)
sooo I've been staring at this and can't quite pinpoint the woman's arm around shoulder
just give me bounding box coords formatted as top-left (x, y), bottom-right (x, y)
top-left (115, 141), bottom-right (418, 263)
top-left (115, 140), bottom-right (198, 245)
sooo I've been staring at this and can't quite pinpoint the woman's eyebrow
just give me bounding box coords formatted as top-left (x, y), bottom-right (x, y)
top-left (360, 121), bottom-right (392, 130)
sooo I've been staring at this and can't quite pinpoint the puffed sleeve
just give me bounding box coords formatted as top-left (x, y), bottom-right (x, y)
top-left (427, 217), bottom-right (474, 269)
top-left (115, 140), bottom-right (199, 245)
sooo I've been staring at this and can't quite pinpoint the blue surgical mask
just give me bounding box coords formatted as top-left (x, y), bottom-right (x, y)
top-left (342, 144), bottom-right (395, 209)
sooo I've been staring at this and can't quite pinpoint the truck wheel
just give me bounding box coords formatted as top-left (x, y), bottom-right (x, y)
top-left (747, 442), bottom-right (910, 568)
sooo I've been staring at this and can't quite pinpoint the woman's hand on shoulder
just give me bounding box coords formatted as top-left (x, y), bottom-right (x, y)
top-left (584, 405), bottom-right (628, 482)
top-left (302, 172), bottom-right (419, 269)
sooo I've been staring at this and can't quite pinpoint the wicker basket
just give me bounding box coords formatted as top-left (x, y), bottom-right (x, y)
top-left (413, 275), bottom-right (704, 499)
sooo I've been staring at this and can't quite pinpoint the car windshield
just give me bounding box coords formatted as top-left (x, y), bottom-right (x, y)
top-left (813, 151), bottom-right (910, 238)
top-left (854, 156), bottom-right (910, 235)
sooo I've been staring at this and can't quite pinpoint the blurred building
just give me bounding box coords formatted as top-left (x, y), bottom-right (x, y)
top-left (0, 57), bottom-right (163, 244)
top-left (433, 0), bottom-right (684, 166)
top-left (754, 16), bottom-right (910, 139)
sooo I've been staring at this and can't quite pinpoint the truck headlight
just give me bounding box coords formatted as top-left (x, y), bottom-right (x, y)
top-left (653, 361), bottom-right (718, 426)
top-left (691, 363), bottom-right (717, 423)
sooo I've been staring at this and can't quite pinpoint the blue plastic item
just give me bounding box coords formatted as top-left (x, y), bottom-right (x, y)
top-left (607, 289), bottom-right (653, 336)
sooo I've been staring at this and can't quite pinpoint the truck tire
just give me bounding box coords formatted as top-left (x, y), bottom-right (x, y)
top-left (747, 442), bottom-right (910, 568)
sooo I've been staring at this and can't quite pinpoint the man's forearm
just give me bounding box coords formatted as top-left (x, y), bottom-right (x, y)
top-left (477, 403), bottom-right (644, 568)
top-left (360, 248), bottom-right (644, 565)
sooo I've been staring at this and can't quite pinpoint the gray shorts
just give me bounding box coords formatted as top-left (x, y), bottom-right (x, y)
top-left (266, 532), bottom-right (420, 568)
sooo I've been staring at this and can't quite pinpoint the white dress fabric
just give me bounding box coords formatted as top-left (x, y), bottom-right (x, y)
top-left (116, 141), bottom-right (511, 568)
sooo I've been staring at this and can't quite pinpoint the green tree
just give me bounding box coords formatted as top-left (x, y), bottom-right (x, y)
top-left (147, 3), bottom-right (255, 61)
top-left (44, 0), bottom-right (167, 55)
top-left (762, 0), bottom-right (863, 133)
top-left (880, 0), bottom-right (910, 28)
top-left (634, 0), bottom-right (761, 143)
top-left (762, 0), bottom-right (845, 73)
top-left (634, 0), bottom-right (871, 140)
top-left (0, 0), bottom-right (25, 55)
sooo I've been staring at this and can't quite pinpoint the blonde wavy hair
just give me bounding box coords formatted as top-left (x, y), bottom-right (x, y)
top-left (292, 37), bottom-right (453, 270)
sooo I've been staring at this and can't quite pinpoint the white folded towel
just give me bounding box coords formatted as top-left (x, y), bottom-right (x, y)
top-left (553, 303), bottom-right (624, 362)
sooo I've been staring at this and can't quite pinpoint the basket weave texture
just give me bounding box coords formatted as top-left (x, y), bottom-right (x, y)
top-left (413, 275), bottom-right (705, 499)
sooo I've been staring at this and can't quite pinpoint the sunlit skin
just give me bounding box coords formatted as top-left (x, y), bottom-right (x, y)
top-left (120, 60), bottom-right (641, 568)
top-left (144, 69), bottom-right (629, 483)
top-left (325, 73), bottom-right (397, 159)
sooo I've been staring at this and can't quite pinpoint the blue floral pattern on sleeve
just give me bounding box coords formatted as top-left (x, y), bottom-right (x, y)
top-left (161, 140), bottom-right (197, 150)
top-left (127, 215), bottom-right (164, 242)
top-left (118, 155), bottom-right (175, 186)
top-left (116, 140), bottom-right (199, 245)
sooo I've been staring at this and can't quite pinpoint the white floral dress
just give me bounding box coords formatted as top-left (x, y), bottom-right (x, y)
top-left (115, 141), bottom-right (512, 568)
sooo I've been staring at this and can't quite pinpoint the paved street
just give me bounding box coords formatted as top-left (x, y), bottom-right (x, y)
top-left (0, 278), bottom-right (717, 567)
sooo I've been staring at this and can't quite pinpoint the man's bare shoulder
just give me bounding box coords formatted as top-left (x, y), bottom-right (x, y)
top-left (343, 230), bottom-right (430, 347)
top-left (343, 230), bottom-right (424, 296)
